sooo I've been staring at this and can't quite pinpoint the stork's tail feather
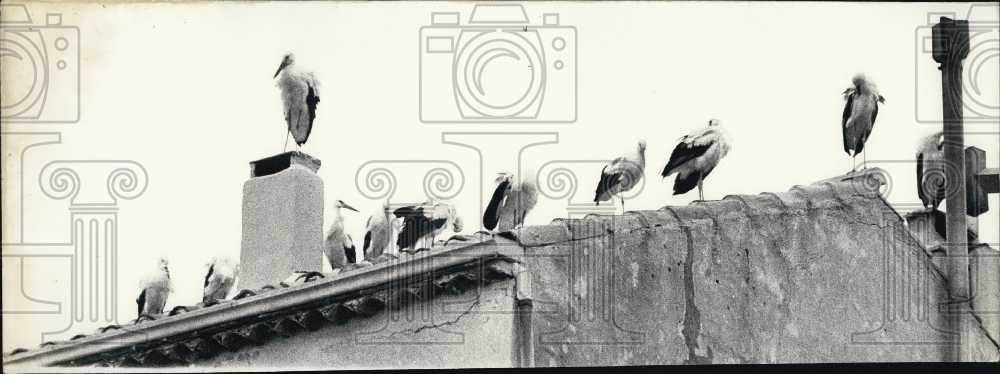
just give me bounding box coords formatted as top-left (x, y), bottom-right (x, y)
top-left (673, 172), bottom-right (699, 195)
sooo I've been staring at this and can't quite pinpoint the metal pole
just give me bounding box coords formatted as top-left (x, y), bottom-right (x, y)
top-left (932, 16), bottom-right (970, 362)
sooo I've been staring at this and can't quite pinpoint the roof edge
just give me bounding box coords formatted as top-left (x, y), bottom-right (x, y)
top-left (3, 238), bottom-right (524, 369)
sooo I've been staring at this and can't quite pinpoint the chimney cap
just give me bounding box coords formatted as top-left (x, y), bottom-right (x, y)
top-left (249, 151), bottom-right (321, 178)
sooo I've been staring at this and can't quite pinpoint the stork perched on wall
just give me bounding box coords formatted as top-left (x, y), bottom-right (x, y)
top-left (136, 258), bottom-right (171, 318)
top-left (394, 201), bottom-right (462, 251)
top-left (483, 172), bottom-right (538, 233)
top-left (841, 74), bottom-right (885, 172)
top-left (661, 119), bottom-right (731, 201)
top-left (323, 200), bottom-right (359, 271)
top-left (274, 52), bottom-right (321, 151)
top-left (202, 256), bottom-right (238, 304)
top-left (594, 140), bottom-right (646, 213)
top-left (917, 131), bottom-right (946, 211)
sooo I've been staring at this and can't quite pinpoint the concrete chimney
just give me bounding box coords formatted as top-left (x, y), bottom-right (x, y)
top-left (240, 151), bottom-right (323, 290)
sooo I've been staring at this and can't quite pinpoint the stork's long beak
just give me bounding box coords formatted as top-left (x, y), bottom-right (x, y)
top-left (273, 61), bottom-right (289, 79)
top-left (342, 202), bottom-right (359, 212)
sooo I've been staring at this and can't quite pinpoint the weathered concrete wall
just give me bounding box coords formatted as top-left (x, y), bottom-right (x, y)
top-left (513, 180), bottom-right (1000, 365)
top-left (204, 278), bottom-right (517, 369)
top-left (202, 177), bottom-right (998, 368)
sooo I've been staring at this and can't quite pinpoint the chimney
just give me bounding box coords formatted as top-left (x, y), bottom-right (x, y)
top-left (241, 151), bottom-right (324, 290)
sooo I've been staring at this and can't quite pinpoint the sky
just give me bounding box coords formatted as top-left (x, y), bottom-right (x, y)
top-left (2, 1), bottom-right (998, 351)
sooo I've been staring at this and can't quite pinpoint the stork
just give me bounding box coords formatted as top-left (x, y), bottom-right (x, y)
top-left (202, 256), bottom-right (238, 304)
top-left (594, 140), bottom-right (646, 213)
top-left (917, 131), bottom-right (946, 211)
top-left (136, 258), bottom-right (171, 317)
top-left (661, 119), bottom-right (731, 201)
top-left (274, 52), bottom-right (321, 151)
top-left (395, 201), bottom-right (462, 251)
top-left (484, 172), bottom-right (538, 232)
top-left (842, 74), bottom-right (886, 172)
top-left (363, 200), bottom-right (393, 259)
top-left (323, 199), bottom-right (359, 271)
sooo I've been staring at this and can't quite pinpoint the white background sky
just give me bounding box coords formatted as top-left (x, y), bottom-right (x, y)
top-left (2, 1), bottom-right (998, 352)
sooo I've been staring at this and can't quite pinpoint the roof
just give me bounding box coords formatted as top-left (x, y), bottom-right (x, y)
top-left (9, 168), bottom-right (987, 367)
top-left (3, 238), bottom-right (522, 368)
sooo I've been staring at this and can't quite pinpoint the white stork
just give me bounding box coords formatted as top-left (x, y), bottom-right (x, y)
top-left (202, 256), bottom-right (238, 304)
top-left (323, 199), bottom-right (359, 271)
top-left (362, 200), bottom-right (393, 259)
top-left (660, 119), bottom-right (731, 201)
top-left (594, 140), bottom-right (647, 212)
top-left (842, 74), bottom-right (886, 171)
top-left (484, 172), bottom-right (538, 232)
top-left (917, 131), bottom-right (945, 211)
top-left (136, 258), bottom-right (172, 317)
top-left (394, 201), bottom-right (462, 251)
top-left (274, 52), bottom-right (321, 151)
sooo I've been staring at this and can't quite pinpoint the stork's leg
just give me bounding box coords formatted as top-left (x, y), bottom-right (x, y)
top-left (862, 150), bottom-right (867, 170)
top-left (851, 155), bottom-right (857, 173)
top-left (698, 172), bottom-right (704, 201)
top-left (283, 131), bottom-right (291, 152)
top-left (620, 194), bottom-right (626, 215)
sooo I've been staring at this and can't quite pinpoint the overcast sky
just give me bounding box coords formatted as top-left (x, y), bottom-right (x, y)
top-left (2, 1), bottom-right (998, 351)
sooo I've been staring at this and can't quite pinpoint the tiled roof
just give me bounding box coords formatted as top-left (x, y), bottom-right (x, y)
top-left (3, 238), bottom-right (521, 368)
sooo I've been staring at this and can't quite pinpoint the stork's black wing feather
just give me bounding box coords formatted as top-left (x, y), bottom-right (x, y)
top-left (673, 165), bottom-right (717, 195)
top-left (299, 85), bottom-right (320, 146)
top-left (344, 242), bottom-right (356, 264)
top-left (397, 214), bottom-right (429, 250)
top-left (203, 264), bottom-right (214, 288)
top-left (483, 180), bottom-right (510, 231)
top-left (393, 206), bottom-right (419, 218)
top-left (594, 166), bottom-right (619, 203)
top-left (661, 141), bottom-right (712, 177)
top-left (136, 289), bottom-right (147, 317)
top-left (916, 153), bottom-right (926, 207)
top-left (431, 218), bottom-right (449, 230)
top-left (842, 94), bottom-right (854, 154)
top-left (363, 231), bottom-right (372, 255)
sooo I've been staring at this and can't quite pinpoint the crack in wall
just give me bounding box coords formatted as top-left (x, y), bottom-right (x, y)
top-left (680, 225), bottom-right (713, 364)
top-left (383, 298), bottom-right (482, 339)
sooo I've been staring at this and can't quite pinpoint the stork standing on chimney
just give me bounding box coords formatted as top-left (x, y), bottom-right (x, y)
top-left (324, 200), bottom-right (360, 271)
top-left (274, 52), bottom-right (321, 151)
top-left (841, 73), bottom-right (886, 172)
top-left (136, 258), bottom-right (172, 318)
top-left (594, 140), bottom-right (647, 213)
top-left (661, 119), bottom-right (732, 201)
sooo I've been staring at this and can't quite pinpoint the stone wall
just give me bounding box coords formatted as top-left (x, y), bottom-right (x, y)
top-left (513, 180), bottom-right (999, 364)
top-left (204, 178), bottom-right (999, 367)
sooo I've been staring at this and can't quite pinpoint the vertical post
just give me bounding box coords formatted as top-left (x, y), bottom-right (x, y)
top-left (931, 16), bottom-right (970, 362)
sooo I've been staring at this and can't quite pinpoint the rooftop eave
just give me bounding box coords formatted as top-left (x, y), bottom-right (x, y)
top-left (3, 237), bottom-right (523, 369)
